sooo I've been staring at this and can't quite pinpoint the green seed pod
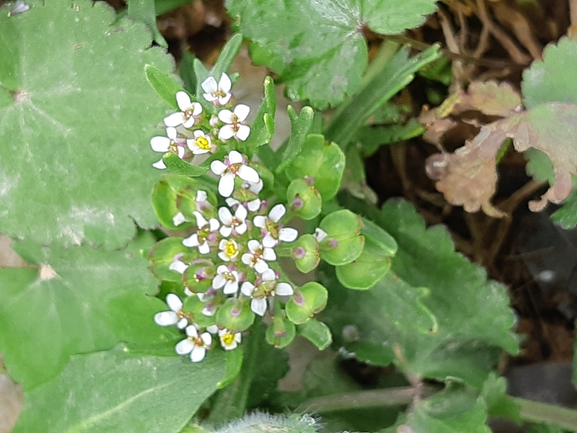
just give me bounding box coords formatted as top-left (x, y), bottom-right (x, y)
top-left (292, 234), bottom-right (320, 273)
top-left (285, 282), bottom-right (328, 324)
top-left (216, 298), bottom-right (255, 333)
top-left (286, 178), bottom-right (322, 220)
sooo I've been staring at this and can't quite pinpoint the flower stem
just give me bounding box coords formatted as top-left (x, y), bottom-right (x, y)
top-left (514, 397), bottom-right (577, 431)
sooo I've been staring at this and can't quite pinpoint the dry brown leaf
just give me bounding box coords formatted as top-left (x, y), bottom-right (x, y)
top-left (426, 102), bottom-right (577, 216)
top-left (453, 81), bottom-right (523, 117)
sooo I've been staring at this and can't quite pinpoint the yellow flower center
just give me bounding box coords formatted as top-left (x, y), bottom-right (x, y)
top-left (222, 333), bottom-right (235, 345)
top-left (225, 240), bottom-right (238, 258)
top-left (196, 136), bottom-right (210, 150)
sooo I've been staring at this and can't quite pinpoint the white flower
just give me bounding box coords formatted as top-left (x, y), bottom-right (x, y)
top-left (218, 205), bottom-right (248, 237)
top-left (241, 240), bottom-right (276, 274)
top-left (175, 325), bottom-right (212, 362)
top-left (183, 211), bottom-right (220, 254)
top-left (218, 104), bottom-right (251, 141)
top-left (218, 239), bottom-right (240, 262)
top-left (241, 269), bottom-right (293, 316)
top-left (226, 179), bottom-right (263, 212)
top-left (201, 73), bottom-right (233, 106)
top-left (154, 293), bottom-right (188, 329)
top-left (164, 91), bottom-right (203, 128)
top-left (150, 127), bottom-right (186, 169)
top-left (187, 130), bottom-right (214, 154)
top-left (253, 204), bottom-right (298, 248)
top-left (219, 328), bottom-right (241, 350)
top-left (212, 264), bottom-right (240, 295)
top-left (210, 150), bottom-right (260, 197)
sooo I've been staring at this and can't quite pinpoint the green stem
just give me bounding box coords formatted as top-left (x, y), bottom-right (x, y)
top-left (515, 397), bottom-right (577, 432)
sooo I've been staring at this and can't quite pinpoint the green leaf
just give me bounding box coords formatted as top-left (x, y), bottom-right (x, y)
top-left (0, 239), bottom-right (172, 389)
top-left (297, 318), bottom-right (332, 350)
top-left (179, 52), bottom-right (198, 94)
top-left (275, 106), bottom-right (315, 173)
top-left (145, 64), bottom-right (186, 110)
top-left (285, 134), bottom-right (346, 200)
top-left (13, 346), bottom-right (226, 433)
top-left (127, 0), bottom-right (168, 47)
top-left (226, 0), bottom-right (437, 108)
top-left (522, 37), bottom-right (577, 109)
top-left (326, 42), bottom-right (441, 149)
top-left (286, 282), bottom-right (328, 324)
top-left (163, 153), bottom-right (209, 177)
top-left (238, 76), bottom-right (276, 154)
top-left (218, 348), bottom-right (244, 389)
top-left (318, 209), bottom-right (364, 266)
top-left (335, 236), bottom-right (393, 290)
top-left (401, 383), bottom-right (491, 433)
top-left (324, 197), bottom-right (519, 386)
top-left (0, 0), bottom-right (175, 248)
top-left (480, 373), bottom-right (520, 422)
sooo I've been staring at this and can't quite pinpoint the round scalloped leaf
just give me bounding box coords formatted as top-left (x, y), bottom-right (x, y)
top-left (522, 37), bottom-right (577, 109)
top-left (336, 237), bottom-right (392, 290)
top-left (265, 316), bottom-right (296, 348)
top-left (285, 135), bottom-right (345, 200)
top-left (12, 346), bottom-right (226, 433)
top-left (286, 282), bottom-right (328, 324)
top-left (319, 209), bottom-right (364, 266)
top-left (226, 0), bottom-right (437, 108)
top-left (0, 0), bottom-right (175, 248)
top-left (0, 239), bottom-right (173, 389)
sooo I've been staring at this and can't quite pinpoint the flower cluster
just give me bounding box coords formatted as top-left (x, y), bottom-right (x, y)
top-left (152, 76), bottom-right (304, 362)
top-left (150, 73), bottom-right (251, 169)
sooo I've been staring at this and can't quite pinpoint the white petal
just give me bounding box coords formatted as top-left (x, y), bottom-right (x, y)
top-left (150, 136), bottom-right (171, 152)
top-left (261, 269), bottom-right (276, 281)
top-left (247, 240), bottom-right (260, 252)
top-left (253, 216), bottom-right (267, 228)
top-left (234, 104), bottom-right (250, 121)
top-left (241, 281), bottom-right (255, 297)
top-left (152, 159), bottom-right (166, 170)
top-left (175, 338), bottom-right (194, 355)
top-left (201, 332), bottom-right (212, 346)
top-left (190, 346), bottom-right (206, 362)
top-left (166, 293), bottom-right (183, 312)
top-left (220, 226), bottom-right (233, 237)
top-left (176, 318), bottom-right (188, 329)
top-left (218, 93), bottom-right (233, 106)
top-left (279, 227), bottom-right (298, 242)
top-left (164, 112), bottom-right (185, 127)
top-left (251, 298), bottom-right (267, 316)
top-left (218, 125), bottom-right (235, 141)
top-left (275, 282), bottom-right (294, 296)
top-left (218, 109), bottom-right (235, 124)
top-left (209, 218), bottom-right (220, 231)
top-left (235, 204), bottom-right (247, 220)
top-left (241, 253), bottom-right (253, 267)
top-left (218, 251), bottom-right (230, 262)
top-left (183, 116), bottom-right (196, 128)
top-left (176, 91), bottom-right (192, 111)
top-left (192, 102), bottom-right (203, 116)
top-left (196, 190), bottom-right (207, 202)
top-left (262, 248), bottom-right (276, 261)
top-left (269, 204), bottom-right (286, 222)
top-left (238, 165), bottom-right (259, 183)
top-left (169, 260), bottom-right (188, 274)
top-left (226, 197), bottom-right (240, 207)
top-left (219, 207), bottom-right (233, 225)
top-left (198, 241), bottom-right (210, 255)
top-left (154, 311), bottom-right (178, 326)
top-left (201, 76), bottom-right (218, 94)
top-left (172, 212), bottom-right (187, 226)
top-left (211, 160), bottom-right (227, 176)
top-left (228, 150), bottom-right (243, 164)
top-left (248, 179), bottom-right (264, 193)
top-left (235, 125), bottom-right (250, 141)
top-left (254, 259), bottom-right (269, 274)
top-left (182, 234), bottom-right (200, 247)
top-left (193, 211), bottom-right (209, 228)
top-left (219, 73), bottom-right (232, 93)
top-left (185, 325), bottom-right (199, 337)
top-left (207, 325), bottom-right (219, 334)
top-left (247, 199), bottom-right (261, 212)
top-left (223, 280), bottom-right (239, 295)
top-left (218, 173), bottom-right (235, 197)
top-left (213, 274), bottom-right (226, 289)
top-left (202, 305), bottom-right (216, 316)
top-left (314, 228), bottom-right (328, 242)
top-left (235, 222), bottom-right (247, 235)
top-left (262, 234), bottom-right (277, 248)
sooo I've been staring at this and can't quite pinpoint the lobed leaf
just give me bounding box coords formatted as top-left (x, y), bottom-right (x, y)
top-left (0, 0), bottom-right (175, 248)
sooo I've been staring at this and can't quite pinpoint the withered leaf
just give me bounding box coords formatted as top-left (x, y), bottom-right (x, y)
top-left (426, 102), bottom-right (577, 216)
top-left (454, 81), bottom-right (523, 117)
